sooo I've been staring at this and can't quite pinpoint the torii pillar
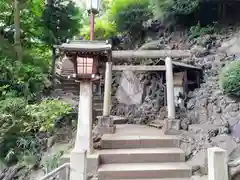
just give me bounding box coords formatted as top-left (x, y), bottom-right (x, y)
top-left (165, 57), bottom-right (177, 133)
top-left (98, 52), bottom-right (116, 134)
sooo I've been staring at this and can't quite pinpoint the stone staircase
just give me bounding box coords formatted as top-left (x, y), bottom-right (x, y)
top-left (96, 124), bottom-right (192, 180)
top-left (55, 78), bottom-right (104, 118)
top-left (56, 79), bottom-right (79, 95)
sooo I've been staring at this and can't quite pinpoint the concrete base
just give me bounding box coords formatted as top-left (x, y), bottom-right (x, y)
top-left (70, 149), bottom-right (87, 180)
top-left (97, 116), bottom-right (116, 134)
top-left (87, 153), bottom-right (100, 176)
top-left (97, 125), bottom-right (116, 134)
top-left (164, 118), bottom-right (180, 135)
top-left (169, 119), bottom-right (180, 130)
top-left (208, 147), bottom-right (228, 180)
top-left (61, 152), bottom-right (100, 176)
top-left (98, 116), bottom-right (113, 126)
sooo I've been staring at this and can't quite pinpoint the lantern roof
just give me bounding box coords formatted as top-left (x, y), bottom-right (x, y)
top-left (57, 40), bottom-right (112, 55)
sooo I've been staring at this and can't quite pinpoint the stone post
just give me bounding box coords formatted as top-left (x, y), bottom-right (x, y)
top-left (75, 81), bottom-right (93, 153)
top-left (70, 81), bottom-right (93, 180)
top-left (165, 57), bottom-right (175, 119)
top-left (165, 57), bottom-right (175, 132)
top-left (208, 147), bottom-right (228, 180)
top-left (103, 62), bottom-right (112, 116)
top-left (98, 62), bottom-right (115, 134)
top-left (70, 149), bottom-right (87, 180)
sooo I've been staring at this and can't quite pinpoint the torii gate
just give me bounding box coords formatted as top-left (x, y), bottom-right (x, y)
top-left (102, 49), bottom-right (193, 134)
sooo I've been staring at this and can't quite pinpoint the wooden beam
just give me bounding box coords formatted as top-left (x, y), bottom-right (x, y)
top-left (112, 50), bottom-right (191, 59)
top-left (112, 65), bottom-right (166, 71)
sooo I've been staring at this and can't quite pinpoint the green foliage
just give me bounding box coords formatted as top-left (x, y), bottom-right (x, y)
top-left (150, 0), bottom-right (226, 27)
top-left (43, 151), bottom-right (64, 173)
top-left (154, 0), bottom-right (200, 22)
top-left (189, 23), bottom-right (215, 39)
top-left (0, 0), bottom-right (79, 171)
top-left (24, 99), bottom-right (72, 132)
top-left (220, 61), bottom-right (240, 96)
top-left (0, 96), bottom-right (72, 164)
top-left (0, 58), bottom-right (50, 96)
top-left (80, 18), bottom-right (117, 40)
top-left (172, 0), bottom-right (200, 15)
top-left (41, 0), bottom-right (83, 46)
top-left (109, 0), bottom-right (151, 38)
top-left (149, 0), bottom-right (175, 21)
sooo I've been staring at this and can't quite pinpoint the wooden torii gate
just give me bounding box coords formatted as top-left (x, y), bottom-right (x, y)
top-left (102, 49), bottom-right (193, 133)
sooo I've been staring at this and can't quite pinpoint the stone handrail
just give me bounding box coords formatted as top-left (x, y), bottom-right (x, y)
top-left (39, 163), bottom-right (70, 180)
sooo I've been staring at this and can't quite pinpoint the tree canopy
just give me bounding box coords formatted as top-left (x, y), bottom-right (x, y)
top-left (0, 0), bottom-right (83, 173)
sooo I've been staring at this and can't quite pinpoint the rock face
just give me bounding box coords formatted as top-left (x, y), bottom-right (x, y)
top-left (180, 33), bottom-right (240, 175)
top-left (116, 71), bottom-right (143, 105)
top-left (111, 72), bottom-right (165, 124)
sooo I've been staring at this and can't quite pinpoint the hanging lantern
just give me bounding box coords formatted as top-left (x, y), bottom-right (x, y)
top-left (71, 56), bottom-right (99, 80)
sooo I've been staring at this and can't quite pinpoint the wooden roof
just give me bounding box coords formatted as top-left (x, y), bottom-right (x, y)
top-left (171, 61), bottom-right (202, 70)
top-left (57, 40), bottom-right (112, 54)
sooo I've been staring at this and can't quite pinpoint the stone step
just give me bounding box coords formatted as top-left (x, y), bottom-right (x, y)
top-left (101, 135), bottom-right (179, 149)
top-left (98, 148), bottom-right (185, 164)
top-left (98, 162), bottom-right (192, 179)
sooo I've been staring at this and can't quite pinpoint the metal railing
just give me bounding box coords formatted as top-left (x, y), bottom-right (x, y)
top-left (39, 163), bottom-right (70, 180)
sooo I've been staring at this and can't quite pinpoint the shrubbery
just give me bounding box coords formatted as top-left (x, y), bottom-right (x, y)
top-left (80, 18), bottom-right (117, 40)
top-left (0, 93), bottom-right (72, 165)
top-left (0, 38), bottom-right (72, 168)
top-left (80, 0), bottom-right (151, 42)
top-left (189, 23), bottom-right (216, 39)
top-left (108, 0), bottom-right (151, 39)
top-left (220, 61), bottom-right (240, 96)
top-left (150, 0), bottom-right (200, 23)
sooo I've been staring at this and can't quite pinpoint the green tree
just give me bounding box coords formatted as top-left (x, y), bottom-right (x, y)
top-left (0, 0), bottom-right (77, 170)
top-left (41, 0), bottom-right (83, 79)
top-left (109, 0), bottom-right (151, 40)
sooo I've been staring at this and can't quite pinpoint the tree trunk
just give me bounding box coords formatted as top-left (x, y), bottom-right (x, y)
top-left (51, 46), bottom-right (56, 86)
top-left (14, 0), bottom-right (22, 61)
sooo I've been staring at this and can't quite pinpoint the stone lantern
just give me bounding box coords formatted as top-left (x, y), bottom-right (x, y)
top-left (58, 40), bottom-right (112, 180)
